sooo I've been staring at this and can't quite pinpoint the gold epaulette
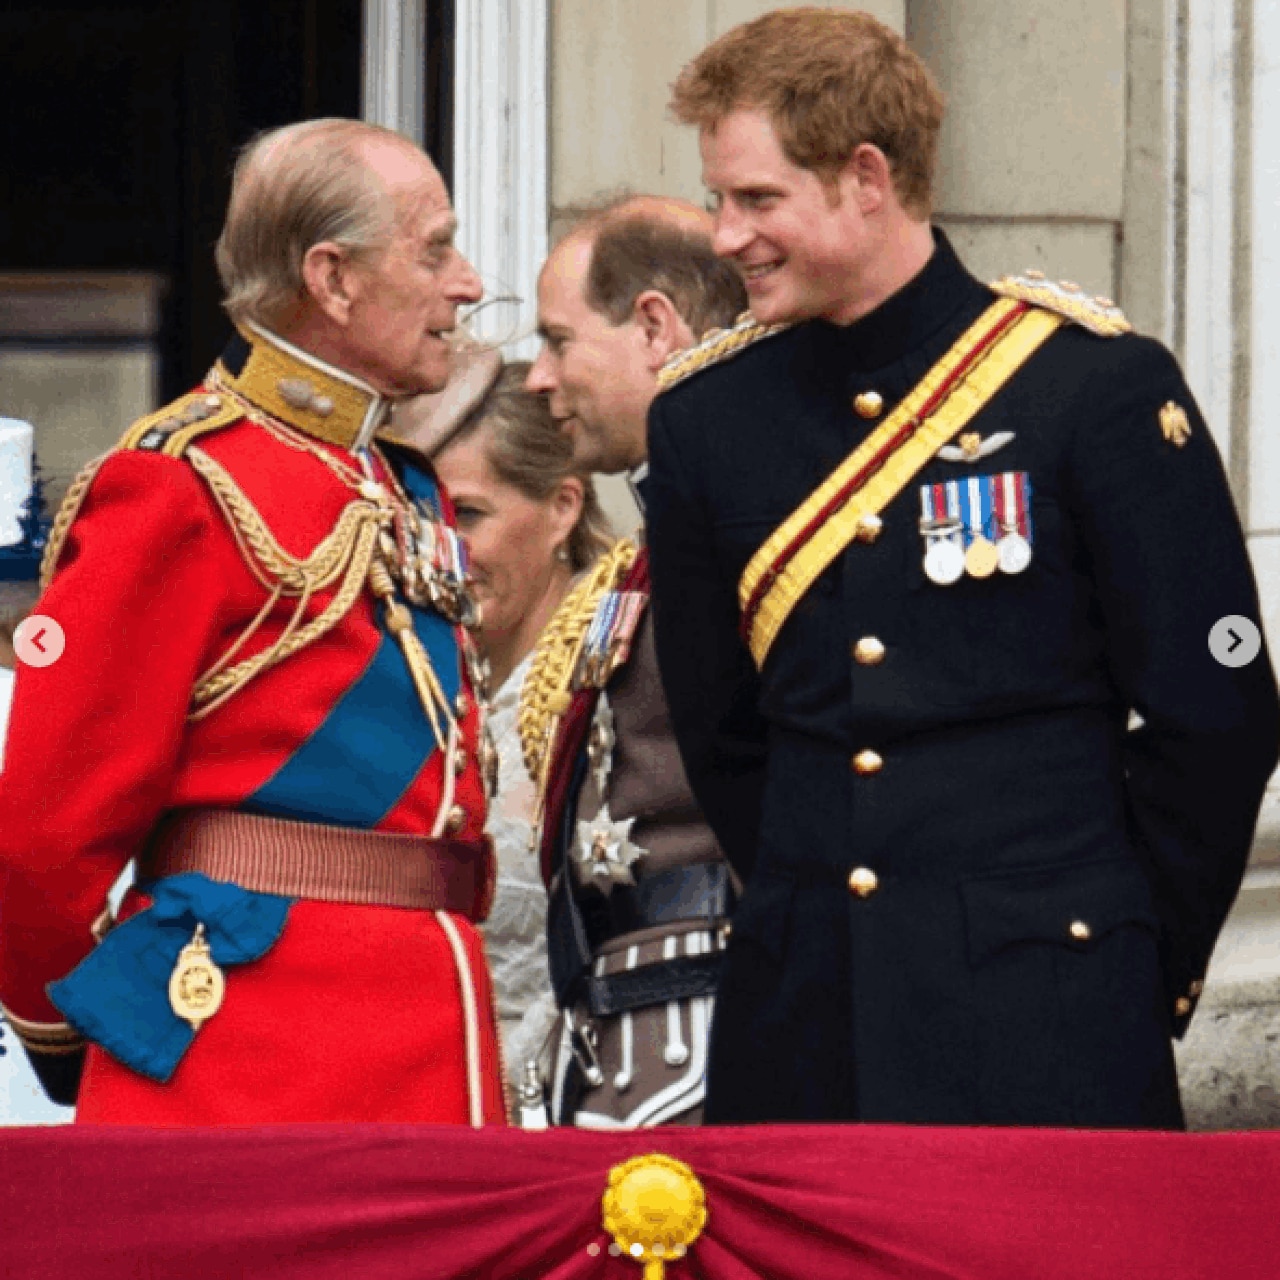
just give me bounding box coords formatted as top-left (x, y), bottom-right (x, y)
top-left (118, 390), bottom-right (242, 458)
top-left (41, 393), bottom-right (242, 586)
top-left (517, 537), bottom-right (639, 791)
top-left (657, 310), bottom-right (791, 392)
top-left (989, 271), bottom-right (1132, 337)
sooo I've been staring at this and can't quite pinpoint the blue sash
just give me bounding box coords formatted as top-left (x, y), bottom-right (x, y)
top-left (49, 873), bottom-right (291, 1083)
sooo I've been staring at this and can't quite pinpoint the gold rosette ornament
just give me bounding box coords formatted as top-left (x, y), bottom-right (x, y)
top-left (602, 1153), bottom-right (707, 1278)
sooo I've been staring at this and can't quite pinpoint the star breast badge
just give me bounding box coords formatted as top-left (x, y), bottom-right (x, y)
top-left (1159, 401), bottom-right (1192, 448)
top-left (574, 806), bottom-right (646, 893)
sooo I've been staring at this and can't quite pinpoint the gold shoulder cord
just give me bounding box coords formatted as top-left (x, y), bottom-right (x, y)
top-left (40, 398), bottom-right (456, 749)
top-left (517, 537), bottom-right (638, 806)
top-left (183, 446), bottom-right (386, 720)
top-left (39, 454), bottom-right (109, 590)
top-left (40, 391), bottom-right (240, 589)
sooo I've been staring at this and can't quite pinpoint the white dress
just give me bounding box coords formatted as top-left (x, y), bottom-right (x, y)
top-left (0, 662), bottom-right (74, 1123)
top-left (480, 654), bottom-right (558, 1090)
top-left (0, 665), bottom-right (13, 771)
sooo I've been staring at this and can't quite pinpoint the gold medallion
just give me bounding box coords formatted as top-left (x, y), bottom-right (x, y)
top-left (964, 535), bottom-right (1000, 578)
top-left (602, 1153), bottom-right (707, 1279)
top-left (168, 924), bottom-right (226, 1031)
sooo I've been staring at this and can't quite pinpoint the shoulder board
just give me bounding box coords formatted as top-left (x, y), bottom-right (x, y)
top-left (517, 537), bottom-right (640, 785)
top-left (989, 271), bottom-right (1132, 338)
top-left (657, 310), bottom-right (792, 392)
top-left (42, 392), bottom-right (239, 587)
top-left (118, 391), bottom-right (242, 458)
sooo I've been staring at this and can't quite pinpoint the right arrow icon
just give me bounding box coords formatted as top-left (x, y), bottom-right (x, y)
top-left (1209, 616), bottom-right (1261, 668)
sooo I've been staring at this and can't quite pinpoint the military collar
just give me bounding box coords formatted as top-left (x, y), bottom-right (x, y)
top-left (814, 228), bottom-right (986, 372)
top-left (627, 461), bottom-right (650, 516)
top-left (214, 323), bottom-right (391, 451)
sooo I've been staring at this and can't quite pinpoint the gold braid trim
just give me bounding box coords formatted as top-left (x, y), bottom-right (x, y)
top-left (517, 537), bottom-right (639, 797)
top-left (41, 393), bottom-right (238, 590)
top-left (1, 1004), bottom-right (85, 1056)
top-left (656, 310), bottom-right (791, 392)
top-left (184, 446), bottom-right (388, 719)
top-left (39, 454), bottom-right (109, 590)
top-left (989, 272), bottom-right (1132, 337)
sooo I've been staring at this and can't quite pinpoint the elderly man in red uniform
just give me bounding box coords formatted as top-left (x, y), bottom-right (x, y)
top-left (0, 119), bottom-right (507, 1126)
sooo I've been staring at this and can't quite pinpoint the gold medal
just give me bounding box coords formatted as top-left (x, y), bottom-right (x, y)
top-left (964, 535), bottom-right (1000, 578)
top-left (168, 924), bottom-right (226, 1031)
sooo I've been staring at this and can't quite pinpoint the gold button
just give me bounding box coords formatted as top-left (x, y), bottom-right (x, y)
top-left (853, 391), bottom-right (884, 420)
top-left (1068, 920), bottom-right (1092, 942)
top-left (848, 867), bottom-right (879, 898)
top-left (1175, 996), bottom-right (1193, 1017)
top-left (853, 637), bottom-right (885, 666)
top-left (852, 749), bottom-right (883, 775)
top-left (453, 747), bottom-right (469, 776)
top-left (855, 514), bottom-right (883, 544)
top-left (445, 804), bottom-right (467, 834)
top-left (455, 693), bottom-right (470, 718)
top-left (1188, 979), bottom-right (1204, 998)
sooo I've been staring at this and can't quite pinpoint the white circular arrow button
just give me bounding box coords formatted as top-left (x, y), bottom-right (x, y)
top-left (1209, 615), bottom-right (1262, 669)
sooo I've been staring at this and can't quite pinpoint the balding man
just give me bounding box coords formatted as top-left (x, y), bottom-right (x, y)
top-left (0, 119), bottom-right (507, 1126)
top-left (519, 197), bottom-right (746, 1127)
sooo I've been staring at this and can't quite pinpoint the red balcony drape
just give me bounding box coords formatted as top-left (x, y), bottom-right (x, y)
top-left (2, 1122), bottom-right (1278, 1279)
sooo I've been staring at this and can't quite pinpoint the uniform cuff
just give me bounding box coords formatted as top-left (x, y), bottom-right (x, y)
top-left (1, 1002), bottom-right (85, 1056)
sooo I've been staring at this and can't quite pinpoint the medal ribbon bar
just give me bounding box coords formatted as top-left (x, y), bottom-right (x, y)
top-left (738, 299), bottom-right (1063, 667)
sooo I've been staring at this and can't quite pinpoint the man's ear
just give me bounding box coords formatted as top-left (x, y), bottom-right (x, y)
top-left (633, 290), bottom-right (695, 371)
top-left (301, 241), bottom-right (359, 326)
top-left (840, 142), bottom-right (894, 215)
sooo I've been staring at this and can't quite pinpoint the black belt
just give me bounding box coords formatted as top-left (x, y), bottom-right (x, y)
top-left (586, 951), bottom-right (724, 1018)
top-left (547, 858), bottom-right (733, 1009)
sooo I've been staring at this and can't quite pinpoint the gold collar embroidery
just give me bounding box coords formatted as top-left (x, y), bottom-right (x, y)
top-left (213, 323), bottom-right (391, 451)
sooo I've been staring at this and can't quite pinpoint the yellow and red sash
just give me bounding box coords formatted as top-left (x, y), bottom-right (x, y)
top-left (738, 298), bottom-right (1064, 667)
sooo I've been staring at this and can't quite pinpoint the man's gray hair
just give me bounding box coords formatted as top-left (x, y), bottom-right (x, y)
top-left (215, 118), bottom-right (415, 329)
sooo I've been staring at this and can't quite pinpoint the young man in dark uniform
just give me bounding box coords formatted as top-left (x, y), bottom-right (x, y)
top-left (647, 8), bottom-right (1280, 1128)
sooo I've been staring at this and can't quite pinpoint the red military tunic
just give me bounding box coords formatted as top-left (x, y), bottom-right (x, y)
top-left (0, 325), bottom-right (506, 1126)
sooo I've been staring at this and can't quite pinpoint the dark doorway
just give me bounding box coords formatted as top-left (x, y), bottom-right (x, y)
top-left (1, 0), bottom-right (398, 400)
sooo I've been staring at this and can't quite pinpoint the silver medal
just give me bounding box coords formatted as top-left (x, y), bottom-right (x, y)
top-left (997, 532), bottom-right (1032, 575)
top-left (924, 537), bottom-right (965, 586)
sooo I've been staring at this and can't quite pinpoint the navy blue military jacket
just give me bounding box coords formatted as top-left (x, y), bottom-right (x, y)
top-left (646, 234), bottom-right (1280, 1127)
